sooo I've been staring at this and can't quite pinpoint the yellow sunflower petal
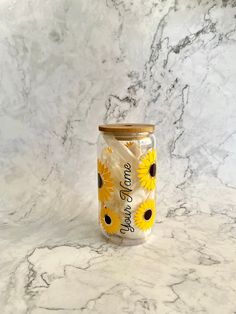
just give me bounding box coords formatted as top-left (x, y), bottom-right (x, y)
top-left (136, 149), bottom-right (157, 191)
top-left (100, 206), bottom-right (121, 234)
top-left (125, 142), bottom-right (133, 148)
top-left (134, 199), bottom-right (156, 231)
top-left (97, 159), bottom-right (114, 202)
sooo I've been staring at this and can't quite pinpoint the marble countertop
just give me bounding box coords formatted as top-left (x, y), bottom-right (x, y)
top-left (1, 0), bottom-right (236, 313)
top-left (2, 199), bottom-right (236, 314)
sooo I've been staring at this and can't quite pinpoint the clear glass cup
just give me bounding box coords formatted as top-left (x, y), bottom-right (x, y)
top-left (97, 124), bottom-right (156, 245)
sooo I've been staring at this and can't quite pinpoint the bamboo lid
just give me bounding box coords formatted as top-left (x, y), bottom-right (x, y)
top-left (98, 123), bottom-right (155, 134)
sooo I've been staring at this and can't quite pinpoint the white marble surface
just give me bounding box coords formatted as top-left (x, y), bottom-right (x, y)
top-left (0, 0), bottom-right (236, 313)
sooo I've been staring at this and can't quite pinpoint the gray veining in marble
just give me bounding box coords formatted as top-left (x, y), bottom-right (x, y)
top-left (0, 0), bottom-right (236, 313)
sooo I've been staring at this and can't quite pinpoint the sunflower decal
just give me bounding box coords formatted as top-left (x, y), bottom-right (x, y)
top-left (105, 147), bottom-right (113, 154)
top-left (125, 141), bottom-right (133, 148)
top-left (137, 149), bottom-right (156, 190)
top-left (100, 206), bottom-right (121, 234)
top-left (134, 199), bottom-right (156, 231)
top-left (97, 160), bottom-right (114, 202)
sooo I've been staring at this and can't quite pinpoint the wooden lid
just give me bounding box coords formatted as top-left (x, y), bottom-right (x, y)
top-left (98, 123), bottom-right (155, 134)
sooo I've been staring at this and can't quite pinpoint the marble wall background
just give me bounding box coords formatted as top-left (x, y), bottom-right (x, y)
top-left (1, 0), bottom-right (236, 312)
top-left (1, 0), bottom-right (235, 225)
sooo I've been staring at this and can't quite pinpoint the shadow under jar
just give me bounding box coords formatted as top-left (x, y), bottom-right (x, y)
top-left (97, 123), bottom-right (157, 245)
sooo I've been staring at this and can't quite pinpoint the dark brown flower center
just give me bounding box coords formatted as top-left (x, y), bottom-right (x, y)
top-left (98, 173), bottom-right (103, 188)
top-left (144, 209), bottom-right (152, 220)
top-left (149, 163), bottom-right (156, 177)
top-left (104, 214), bottom-right (111, 224)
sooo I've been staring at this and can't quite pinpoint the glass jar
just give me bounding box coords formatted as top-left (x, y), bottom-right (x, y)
top-left (97, 124), bottom-right (156, 245)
